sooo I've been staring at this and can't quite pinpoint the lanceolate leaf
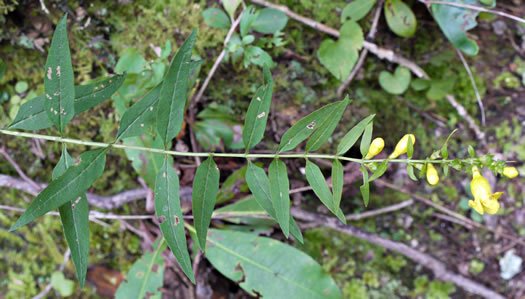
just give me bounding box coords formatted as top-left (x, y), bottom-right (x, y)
top-left (268, 159), bottom-right (290, 237)
top-left (44, 14), bottom-right (75, 133)
top-left (10, 148), bottom-right (108, 231)
top-left (53, 147), bottom-right (89, 288)
top-left (245, 162), bottom-right (303, 242)
top-left (204, 229), bottom-right (342, 298)
top-left (336, 114), bottom-right (375, 155)
top-left (305, 97), bottom-right (350, 152)
top-left (279, 100), bottom-right (347, 153)
top-left (9, 74), bottom-right (126, 131)
top-left (242, 66), bottom-right (273, 151)
top-left (116, 84), bottom-right (162, 141)
top-left (331, 159), bottom-right (344, 210)
top-left (360, 166), bottom-right (370, 207)
top-left (360, 121), bottom-right (373, 158)
top-left (115, 238), bottom-right (166, 299)
top-left (155, 156), bottom-right (195, 282)
top-left (157, 29), bottom-right (197, 147)
top-left (192, 156), bottom-right (220, 251)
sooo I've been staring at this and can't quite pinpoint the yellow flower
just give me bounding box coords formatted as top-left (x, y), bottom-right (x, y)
top-left (364, 137), bottom-right (384, 159)
top-left (389, 134), bottom-right (416, 159)
top-left (503, 167), bottom-right (519, 179)
top-left (468, 167), bottom-right (503, 215)
top-left (426, 164), bottom-right (439, 185)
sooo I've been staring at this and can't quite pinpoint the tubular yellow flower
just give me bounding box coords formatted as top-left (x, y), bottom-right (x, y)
top-left (364, 137), bottom-right (384, 159)
top-left (389, 134), bottom-right (416, 159)
top-left (503, 167), bottom-right (519, 179)
top-left (426, 164), bottom-right (439, 186)
top-left (468, 167), bottom-right (503, 215)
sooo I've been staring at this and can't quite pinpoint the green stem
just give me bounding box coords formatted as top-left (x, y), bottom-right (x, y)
top-left (0, 129), bottom-right (456, 164)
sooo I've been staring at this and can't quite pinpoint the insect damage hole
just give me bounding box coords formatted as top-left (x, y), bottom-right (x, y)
top-left (56, 66), bottom-right (61, 77)
top-left (306, 121), bottom-right (316, 130)
top-left (47, 67), bottom-right (52, 80)
top-left (158, 216), bottom-right (167, 223)
top-left (257, 112), bottom-right (266, 119)
top-left (174, 216), bottom-right (180, 226)
top-left (256, 96), bottom-right (262, 102)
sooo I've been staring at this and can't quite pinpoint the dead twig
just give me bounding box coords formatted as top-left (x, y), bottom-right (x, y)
top-left (445, 94), bottom-right (486, 143)
top-left (456, 48), bottom-right (486, 126)
top-left (346, 199), bottom-right (414, 221)
top-left (0, 147), bottom-right (41, 192)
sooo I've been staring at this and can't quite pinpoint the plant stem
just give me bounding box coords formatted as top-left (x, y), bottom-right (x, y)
top-left (0, 129), bottom-right (457, 164)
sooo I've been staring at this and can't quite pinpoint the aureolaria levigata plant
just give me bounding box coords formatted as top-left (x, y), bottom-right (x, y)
top-left (0, 14), bottom-right (520, 288)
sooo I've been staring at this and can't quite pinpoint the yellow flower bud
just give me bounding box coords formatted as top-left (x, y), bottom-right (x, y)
top-left (468, 167), bottom-right (503, 215)
top-left (389, 134), bottom-right (416, 159)
top-left (426, 164), bottom-right (439, 185)
top-left (503, 167), bottom-right (519, 179)
top-left (364, 137), bottom-right (384, 159)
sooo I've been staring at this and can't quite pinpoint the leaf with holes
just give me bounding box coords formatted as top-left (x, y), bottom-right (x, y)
top-left (245, 162), bottom-right (303, 242)
top-left (268, 159), bottom-right (290, 237)
top-left (115, 238), bottom-right (166, 299)
top-left (203, 8), bottom-right (231, 29)
top-left (157, 29), bottom-right (197, 147)
top-left (243, 66), bottom-right (273, 151)
top-left (44, 14), bottom-right (75, 133)
top-left (332, 159), bottom-right (344, 210)
top-left (384, 0), bottom-right (417, 38)
top-left (192, 156), bottom-right (220, 251)
top-left (116, 84), bottom-right (162, 141)
top-left (9, 74), bottom-right (126, 131)
top-left (305, 96), bottom-right (350, 152)
top-left (204, 229), bottom-right (342, 298)
top-left (360, 121), bottom-right (373, 158)
top-left (252, 8), bottom-right (288, 34)
top-left (10, 148), bottom-right (107, 231)
top-left (336, 114), bottom-right (375, 155)
top-left (155, 156), bottom-right (194, 282)
top-left (53, 147), bottom-right (89, 288)
top-left (341, 0), bottom-right (376, 22)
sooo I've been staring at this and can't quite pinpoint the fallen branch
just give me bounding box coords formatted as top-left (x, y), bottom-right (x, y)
top-left (346, 199), bottom-right (413, 221)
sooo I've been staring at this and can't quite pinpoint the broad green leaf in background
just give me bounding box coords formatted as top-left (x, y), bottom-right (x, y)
top-left (222, 0), bottom-right (242, 20)
top-left (50, 271), bottom-right (75, 297)
top-left (341, 0), bottom-right (376, 22)
top-left (360, 121), bottom-right (373, 158)
top-left (9, 74), bottom-right (126, 130)
top-left (411, 78), bottom-right (431, 91)
top-left (240, 5), bottom-right (259, 37)
top-left (426, 76), bottom-right (456, 100)
top-left (252, 8), bottom-right (288, 34)
top-left (123, 137), bottom-right (165, 188)
top-left (15, 81), bottom-right (28, 94)
top-left (244, 46), bottom-right (273, 68)
top-left (0, 59), bottom-right (5, 80)
top-left (116, 84), bottom-right (161, 141)
top-left (336, 114), bottom-right (375, 155)
top-left (243, 66), bottom-right (273, 151)
top-left (157, 29), bottom-right (197, 147)
top-left (115, 238), bottom-right (166, 299)
top-left (44, 14), bottom-right (75, 133)
top-left (192, 156), bottom-right (220, 250)
top-left (379, 66), bottom-right (411, 95)
top-left (279, 99), bottom-right (348, 153)
top-left (204, 229), bottom-right (342, 298)
top-left (216, 164), bottom-right (250, 204)
top-left (10, 148), bottom-right (108, 231)
top-left (245, 162), bottom-right (303, 242)
top-left (53, 147), bottom-right (89, 288)
top-left (432, 0), bottom-right (487, 56)
top-left (155, 156), bottom-right (195, 282)
top-left (360, 166), bottom-right (370, 206)
top-left (332, 159), bottom-right (344, 210)
top-left (115, 48), bottom-right (147, 74)
top-left (369, 160), bottom-right (389, 181)
top-left (318, 20), bottom-right (363, 81)
top-left (384, 0), bottom-right (417, 38)
top-left (305, 96), bottom-right (350, 152)
top-left (268, 159), bottom-right (290, 237)
top-left (202, 8), bottom-right (231, 29)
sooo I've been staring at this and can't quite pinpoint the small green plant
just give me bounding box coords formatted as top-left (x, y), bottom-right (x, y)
top-left (1, 13), bottom-right (520, 298)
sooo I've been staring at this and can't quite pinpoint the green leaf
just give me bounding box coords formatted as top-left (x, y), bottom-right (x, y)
top-left (407, 164), bottom-right (418, 181)
top-left (240, 6), bottom-right (259, 37)
top-left (202, 8), bottom-right (231, 29)
top-left (9, 74), bottom-right (126, 131)
top-left (252, 8), bottom-right (288, 34)
top-left (332, 159), bottom-right (344, 210)
top-left (341, 0), bottom-right (376, 22)
top-left (123, 137), bottom-right (166, 189)
top-left (379, 66), bottom-right (411, 95)
top-left (305, 97), bottom-right (350, 152)
top-left (360, 166), bottom-right (370, 207)
top-left (336, 114), bottom-right (375, 155)
top-left (217, 165), bottom-right (249, 204)
top-left (15, 81), bottom-right (29, 94)
top-left (443, 164), bottom-right (449, 177)
top-left (245, 162), bottom-right (303, 242)
top-left (10, 148), bottom-right (108, 231)
top-left (318, 21), bottom-right (363, 81)
top-left (223, 0), bottom-right (242, 20)
top-left (432, 0), bottom-right (484, 56)
top-left (50, 271), bottom-right (75, 297)
top-left (360, 121), bottom-right (373, 158)
top-left (441, 144), bottom-right (449, 160)
top-left (53, 148), bottom-right (89, 288)
top-left (115, 48), bottom-right (147, 74)
top-left (243, 66), bottom-right (273, 151)
top-left (384, 0), bottom-right (417, 38)
top-left (116, 84), bottom-right (161, 141)
top-left (157, 29), bottom-right (197, 147)
top-left (268, 159), bottom-right (290, 237)
top-left (407, 135), bottom-right (414, 158)
top-left (244, 46), bottom-right (273, 68)
top-left (369, 160), bottom-right (388, 181)
top-left (44, 14), bottom-right (75, 133)
top-left (411, 78), bottom-right (431, 91)
top-left (192, 156), bottom-right (220, 250)
top-left (155, 156), bottom-right (194, 282)
top-left (0, 59), bottom-right (5, 81)
top-left (468, 145), bottom-right (476, 157)
top-left (204, 229), bottom-right (342, 298)
top-left (115, 238), bottom-right (166, 299)
top-left (279, 100), bottom-right (348, 153)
